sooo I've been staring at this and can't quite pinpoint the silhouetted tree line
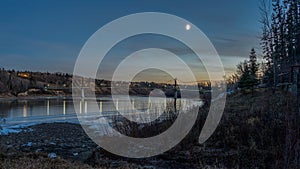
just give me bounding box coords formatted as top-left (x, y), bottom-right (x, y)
top-left (260, 0), bottom-right (300, 88)
top-left (260, 1), bottom-right (300, 168)
top-left (226, 1), bottom-right (300, 168)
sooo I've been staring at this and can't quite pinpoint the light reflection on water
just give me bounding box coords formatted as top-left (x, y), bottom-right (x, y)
top-left (0, 97), bottom-right (202, 123)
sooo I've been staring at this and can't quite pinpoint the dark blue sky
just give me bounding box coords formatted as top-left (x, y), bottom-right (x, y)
top-left (0, 0), bottom-right (262, 79)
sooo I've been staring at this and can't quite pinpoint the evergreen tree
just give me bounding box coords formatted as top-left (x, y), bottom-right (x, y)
top-left (237, 49), bottom-right (260, 94)
top-left (249, 48), bottom-right (260, 94)
top-left (249, 48), bottom-right (259, 79)
top-left (237, 60), bottom-right (251, 90)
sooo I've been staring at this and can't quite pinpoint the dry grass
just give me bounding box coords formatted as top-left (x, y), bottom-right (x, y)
top-left (0, 153), bottom-right (95, 169)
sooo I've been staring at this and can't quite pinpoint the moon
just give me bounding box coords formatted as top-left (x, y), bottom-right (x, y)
top-left (185, 24), bottom-right (191, 31)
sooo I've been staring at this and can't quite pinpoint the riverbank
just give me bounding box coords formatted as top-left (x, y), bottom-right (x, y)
top-left (0, 92), bottom-right (72, 99)
top-left (0, 90), bottom-right (296, 168)
top-left (0, 122), bottom-right (210, 168)
top-left (0, 123), bottom-right (96, 161)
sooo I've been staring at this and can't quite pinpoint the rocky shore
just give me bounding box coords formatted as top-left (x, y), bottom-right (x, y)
top-left (0, 123), bottom-right (96, 161)
top-left (0, 122), bottom-right (216, 168)
top-left (0, 121), bottom-right (243, 168)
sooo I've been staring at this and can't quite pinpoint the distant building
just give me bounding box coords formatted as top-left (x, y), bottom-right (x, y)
top-left (17, 72), bottom-right (31, 78)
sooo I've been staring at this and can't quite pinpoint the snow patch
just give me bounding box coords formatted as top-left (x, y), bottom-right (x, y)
top-left (0, 128), bottom-right (21, 135)
top-left (48, 153), bottom-right (57, 159)
top-left (22, 142), bottom-right (33, 147)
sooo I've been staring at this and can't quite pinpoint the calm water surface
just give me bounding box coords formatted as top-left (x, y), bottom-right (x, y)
top-left (0, 96), bottom-right (202, 126)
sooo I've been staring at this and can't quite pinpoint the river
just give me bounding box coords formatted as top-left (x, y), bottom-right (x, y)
top-left (0, 96), bottom-right (202, 128)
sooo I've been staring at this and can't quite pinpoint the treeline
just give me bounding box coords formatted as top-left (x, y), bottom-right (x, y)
top-left (260, 0), bottom-right (300, 88)
top-left (260, 2), bottom-right (300, 168)
top-left (227, 0), bottom-right (300, 93)
top-left (0, 68), bottom-right (72, 96)
top-left (259, 3), bottom-right (300, 167)
top-left (0, 68), bottom-right (198, 97)
top-left (226, 1), bottom-right (300, 168)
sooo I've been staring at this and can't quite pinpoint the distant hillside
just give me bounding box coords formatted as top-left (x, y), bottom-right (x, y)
top-left (0, 69), bottom-right (72, 97)
top-left (0, 68), bottom-right (207, 98)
